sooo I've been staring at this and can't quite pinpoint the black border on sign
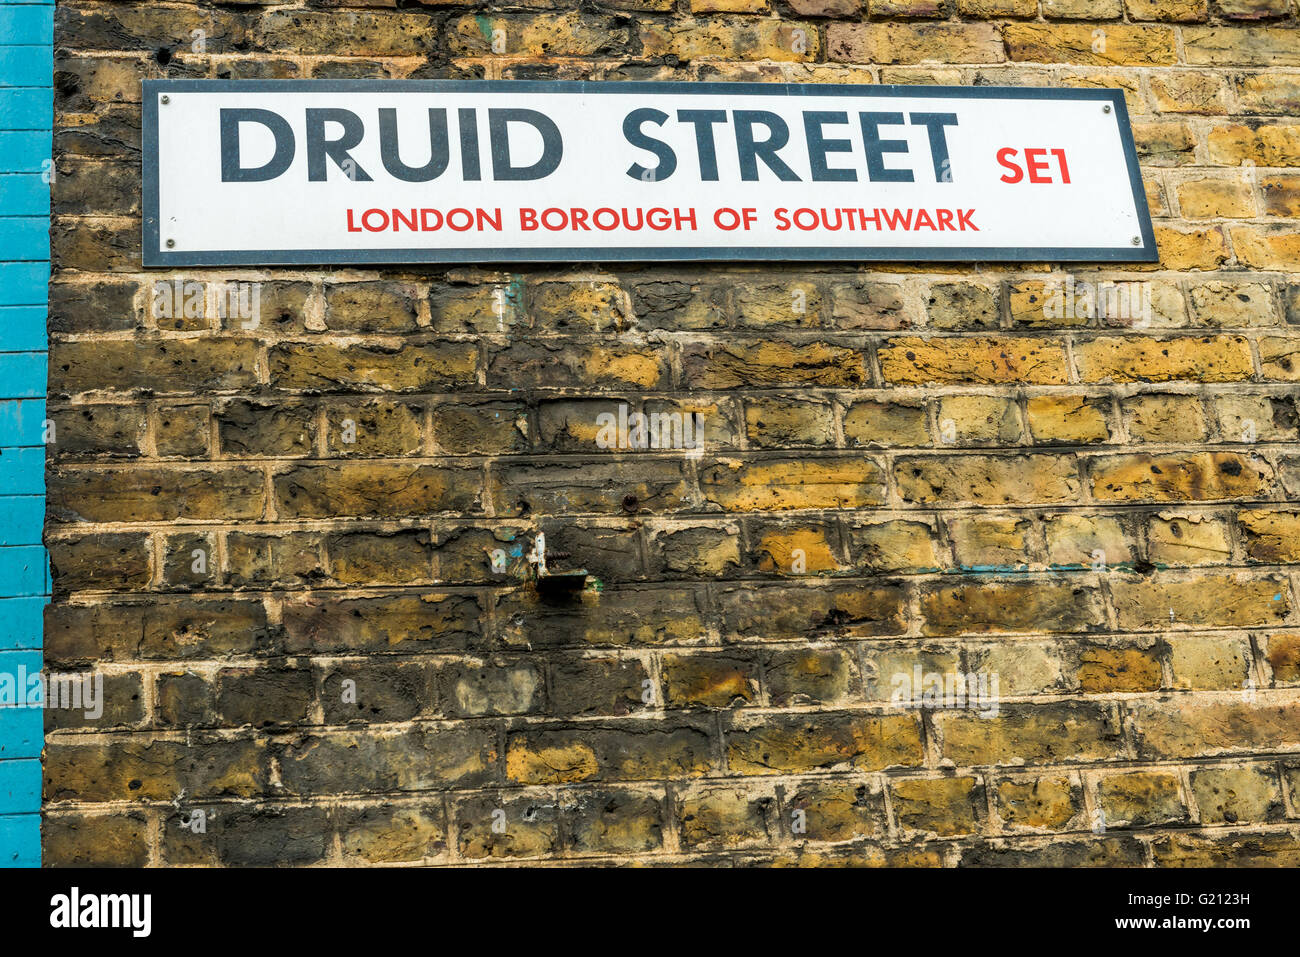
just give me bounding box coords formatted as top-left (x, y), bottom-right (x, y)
top-left (141, 79), bottom-right (1159, 266)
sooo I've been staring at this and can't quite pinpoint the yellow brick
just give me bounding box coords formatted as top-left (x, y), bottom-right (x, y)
top-left (828, 22), bottom-right (1003, 65)
top-left (1089, 452), bottom-right (1275, 501)
top-left (1263, 175), bottom-right (1300, 217)
top-left (1231, 228), bottom-right (1300, 270)
top-left (1176, 178), bottom-right (1255, 218)
top-left (1149, 71), bottom-right (1228, 114)
top-left (1183, 26), bottom-right (1300, 67)
top-left (640, 19), bottom-right (819, 61)
top-left (1003, 23), bottom-right (1177, 66)
top-left (755, 525), bottom-right (843, 574)
top-left (1151, 226), bottom-right (1230, 270)
top-left (1074, 335), bottom-right (1252, 383)
top-left (1259, 336), bottom-right (1300, 381)
top-left (1208, 124), bottom-right (1300, 168)
top-left (879, 336), bottom-right (1069, 385)
top-left (1147, 513), bottom-right (1233, 565)
top-left (1125, 0), bottom-right (1206, 20)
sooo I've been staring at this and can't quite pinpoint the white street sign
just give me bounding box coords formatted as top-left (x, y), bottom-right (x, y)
top-left (143, 79), bottom-right (1156, 266)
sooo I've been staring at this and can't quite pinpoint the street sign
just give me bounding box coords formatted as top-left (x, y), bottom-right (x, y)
top-left (143, 79), bottom-right (1156, 266)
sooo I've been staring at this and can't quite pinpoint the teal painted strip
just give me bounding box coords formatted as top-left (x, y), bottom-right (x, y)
top-left (0, 45), bottom-right (52, 88)
top-left (0, 399), bottom-right (46, 445)
top-left (0, 175), bottom-right (49, 215)
top-left (0, 650), bottom-right (42, 758)
top-left (0, 497), bottom-right (42, 547)
top-left (0, 815), bottom-right (38, 867)
top-left (0, 597), bottom-right (44, 651)
top-left (0, 448), bottom-right (44, 493)
top-left (0, 132), bottom-right (49, 173)
top-left (0, 355), bottom-right (44, 398)
top-left (0, 262), bottom-right (48, 306)
top-left (0, 89), bottom-right (50, 129)
top-left (0, 8), bottom-right (52, 46)
top-left (0, 759), bottom-right (39, 813)
top-left (0, 0), bottom-right (48, 870)
top-left (0, 650), bottom-right (41, 682)
top-left (0, 546), bottom-right (46, 595)
top-left (0, 307), bottom-right (45, 351)
top-left (0, 218), bottom-right (47, 260)
top-left (0, 710), bottom-right (41, 758)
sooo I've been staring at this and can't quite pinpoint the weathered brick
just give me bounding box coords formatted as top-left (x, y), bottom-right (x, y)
top-left (563, 788), bottom-right (667, 855)
top-left (1238, 509), bottom-right (1300, 563)
top-left (641, 18), bottom-right (818, 61)
top-left (842, 399), bottom-right (929, 446)
top-left (497, 586), bottom-right (706, 649)
top-left (764, 647), bottom-right (856, 706)
top-left (1088, 451), bottom-right (1274, 502)
top-left (1131, 695), bottom-right (1300, 759)
top-left (275, 463), bottom-right (481, 519)
top-left (1177, 177), bottom-right (1256, 218)
top-left (786, 778), bottom-right (886, 842)
top-left (49, 466), bottom-right (264, 523)
top-left (719, 582), bottom-right (907, 641)
top-left (1147, 513), bottom-right (1233, 566)
top-left (43, 812), bottom-right (150, 867)
top-left (937, 702), bottom-right (1126, 765)
top-left (891, 776), bottom-right (984, 838)
top-left (829, 23), bottom-right (1003, 64)
top-left (1191, 765), bottom-right (1285, 824)
top-left (879, 336), bottom-right (1068, 385)
top-left (1152, 830), bottom-right (1300, 866)
top-left (1075, 335), bottom-right (1253, 383)
top-left (506, 720), bottom-right (714, 784)
top-left (895, 454), bottom-right (1080, 505)
top-left (1183, 26), bottom-right (1300, 66)
top-left (994, 774), bottom-right (1084, 831)
top-left (920, 580), bottom-right (1106, 635)
top-left (1026, 394), bottom-right (1113, 444)
top-left (277, 726), bottom-right (500, 795)
top-left (1004, 23), bottom-right (1177, 65)
top-left (47, 533), bottom-right (151, 593)
top-left (456, 791), bottom-right (559, 860)
top-left (1044, 513), bottom-right (1133, 568)
top-left (726, 711), bottom-right (924, 773)
top-left (1166, 633), bottom-right (1254, 689)
top-left (282, 594), bottom-right (482, 655)
top-left (338, 802), bottom-right (448, 864)
top-left (45, 737), bottom-right (270, 802)
top-left (1111, 573), bottom-right (1291, 629)
top-left (1097, 770), bottom-right (1188, 827)
top-left (683, 339), bottom-right (866, 389)
top-left (50, 338), bottom-right (258, 396)
top-left (847, 519), bottom-right (941, 572)
top-left (270, 341), bottom-right (478, 393)
top-left (1209, 123), bottom-right (1300, 167)
top-left (702, 455), bottom-right (885, 511)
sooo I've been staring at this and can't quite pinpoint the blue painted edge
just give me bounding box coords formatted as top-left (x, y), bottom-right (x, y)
top-left (0, 262), bottom-right (50, 307)
top-left (0, 307), bottom-right (47, 351)
top-left (0, 597), bottom-right (45, 651)
top-left (0, 815), bottom-right (39, 867)
top-left (0, 0), bottom-right (49, 868)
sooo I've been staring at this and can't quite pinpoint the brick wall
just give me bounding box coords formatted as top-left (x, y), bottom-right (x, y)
top-left (43, 0), bottom-right (1300, 866)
